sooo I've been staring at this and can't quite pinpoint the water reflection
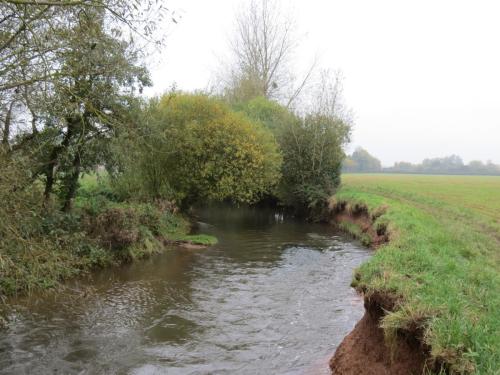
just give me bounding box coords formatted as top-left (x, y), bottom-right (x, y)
top-left (0, 207), bottom-right (370, 375)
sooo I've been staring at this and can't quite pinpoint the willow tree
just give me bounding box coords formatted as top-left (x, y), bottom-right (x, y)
top-left (112, 94), bottom-right (282, 207)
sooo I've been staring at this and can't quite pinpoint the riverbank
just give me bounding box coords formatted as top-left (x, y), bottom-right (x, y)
top-left (328, 174), bottom-right (500, 374)
top-left (0, 174), bottom-right (216, 300)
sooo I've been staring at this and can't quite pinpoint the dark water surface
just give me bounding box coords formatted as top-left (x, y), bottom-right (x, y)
top-left (0, 208), bottom-right (370, 375)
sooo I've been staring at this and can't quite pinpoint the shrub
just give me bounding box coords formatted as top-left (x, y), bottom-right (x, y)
top-left (89, 208), bottom-right (139, 251)
top-left (235, 96), bottom-right (351, 214)
top-left (112, 93), bottom-right (282, 206)
top-left (276, 113), bottom-right (350, 213)
top-left (233, 96), bottom-right (296, 134)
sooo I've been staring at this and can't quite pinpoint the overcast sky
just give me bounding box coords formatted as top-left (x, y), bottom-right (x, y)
top-left (146, 0), bottom-right (500, 166)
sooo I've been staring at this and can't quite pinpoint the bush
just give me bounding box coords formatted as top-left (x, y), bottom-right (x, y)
top-left (92, 208), bottom-right (140, 250)
top-left (233, 96), bottom-right (296, 134)
top-left (112, 93), bottom-right (282, 206)
top-left (278, 113), bottom-right (349, 213)
top-left (235, 96), bottom-right (351, 214)
top-left (0, 153), bottom-right (113, 296)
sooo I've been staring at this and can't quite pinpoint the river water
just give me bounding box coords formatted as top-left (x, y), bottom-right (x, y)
top-left (0, 208), bottom-right (370, 375)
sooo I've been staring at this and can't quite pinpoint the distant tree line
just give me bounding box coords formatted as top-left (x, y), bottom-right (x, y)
top-left (344, 148), bottom-right (500, 176)
top-left (343, 147), bottom-right (382, 173)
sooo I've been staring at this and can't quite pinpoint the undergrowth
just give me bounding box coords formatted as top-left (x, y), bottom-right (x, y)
top-left (0, 173), bottom-right (216, 299)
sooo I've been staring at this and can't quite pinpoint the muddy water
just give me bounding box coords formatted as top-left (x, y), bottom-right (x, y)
top-left (0, 208), bottom-right (370, 375)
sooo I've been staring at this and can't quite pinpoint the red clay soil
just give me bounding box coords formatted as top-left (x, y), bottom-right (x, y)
top-left (328, 201), bottom-right (388, 248)
top-left (329, 296), bottom-right (429, 375)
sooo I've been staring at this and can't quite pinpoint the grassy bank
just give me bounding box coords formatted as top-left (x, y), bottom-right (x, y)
top-left (0, 173), bottom-right (216, 299)
top-left (333, 174), bottom-right (500, 374)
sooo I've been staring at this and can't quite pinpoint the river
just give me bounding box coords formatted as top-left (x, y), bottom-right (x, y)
top-left (0, 207), bottom-right (370, 375)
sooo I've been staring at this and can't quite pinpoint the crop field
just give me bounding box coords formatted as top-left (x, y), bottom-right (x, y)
top-left (335, 174), bottom-right (500, 374)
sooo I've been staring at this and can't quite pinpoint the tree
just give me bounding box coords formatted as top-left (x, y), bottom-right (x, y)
top-left (0, 0), bottom-right (173, 212)
top-left (4, 6), bottom-right (151, 211)
top-left (345, 147), bottom-right (382, 172)
top-left (233, 75), bottom-right (352, 214)
top-left (0, 0), bottom-right (169, 159)
top-left (282, 72), bottom-right (351, 213)
top-left (422, 155), bottom-right (464, 174)
top-left (113, 94), bottom-right (282, 206)
top-left (278, 113), bottom-right (350, 213)
top-left (301, 70), bottom-right (352, 122)
top-left (221, 0), bottom-right (315, 107)
top-left (0, 0), bottom-right (168, 90)
top-left (385, 156), bottom-right (500, 175)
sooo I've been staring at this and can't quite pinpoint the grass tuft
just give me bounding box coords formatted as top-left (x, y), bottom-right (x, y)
top-left (178, 234), bottom-right (218, 246)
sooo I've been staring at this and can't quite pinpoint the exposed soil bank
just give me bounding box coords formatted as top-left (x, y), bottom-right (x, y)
top-left (329, 294), bottom-right (429, 375)
top-left (328, 199), bottom-right (389, 248)
top-left (327, 201), bottom-right (430, 375)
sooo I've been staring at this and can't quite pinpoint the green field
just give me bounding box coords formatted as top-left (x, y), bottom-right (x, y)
top-left (335, 174), bottom-right (500, 374)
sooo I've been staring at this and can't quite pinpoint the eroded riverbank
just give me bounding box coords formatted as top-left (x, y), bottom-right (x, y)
top-left (328, 174), bottom-right (500, 374)
top-left (0, 208), bottom-right (370, 374)
top-left (328, 199), bottom-right (429, 375)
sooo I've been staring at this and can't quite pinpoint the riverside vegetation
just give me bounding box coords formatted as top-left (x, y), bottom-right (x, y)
top-left (0, 90), bottom-right (348, 297)
top-left (0, 0), bottom-right (350, 298)
top-left (331, 174), bottom-right (500, 374)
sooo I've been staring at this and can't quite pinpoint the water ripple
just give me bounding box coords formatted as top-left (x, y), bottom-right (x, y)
top-left (0, 208), bottom-right (370, 375)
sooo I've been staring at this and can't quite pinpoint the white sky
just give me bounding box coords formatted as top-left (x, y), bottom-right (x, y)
top-left (146, 0), bottom-right (500, 166)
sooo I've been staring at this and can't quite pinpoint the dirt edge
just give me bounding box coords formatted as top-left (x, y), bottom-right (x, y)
top-left (327, 199), bottom-right (389, 248)
top-left (329, 293), bottom-right (430, 375)
top-left (327, 200), bottom-right (432, 375)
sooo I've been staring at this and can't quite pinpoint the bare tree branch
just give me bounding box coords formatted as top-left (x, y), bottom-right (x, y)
top-left (224, 0), bottom-right (302, 102)
top-left (286, 57), bottom-right (318, 109)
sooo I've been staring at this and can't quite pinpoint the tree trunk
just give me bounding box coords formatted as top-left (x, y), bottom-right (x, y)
top-left (43, 155), bottom-right (56, 206)
top-left (62, 150), bottom-right (81, 212)
top-left (43, 118), bottom-right (74, 206)
top-left (1, 100), bottom-right (15, 149)
top-left (31, 111), bottom-right (38, 135)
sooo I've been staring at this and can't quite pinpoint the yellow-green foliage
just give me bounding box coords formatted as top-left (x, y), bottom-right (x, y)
top-left (233, 96), bottom-right (297, 134)
top-left (115, 94), bottom-right (282, 205)
top-left (337, 174), bottom-right (500, 374)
